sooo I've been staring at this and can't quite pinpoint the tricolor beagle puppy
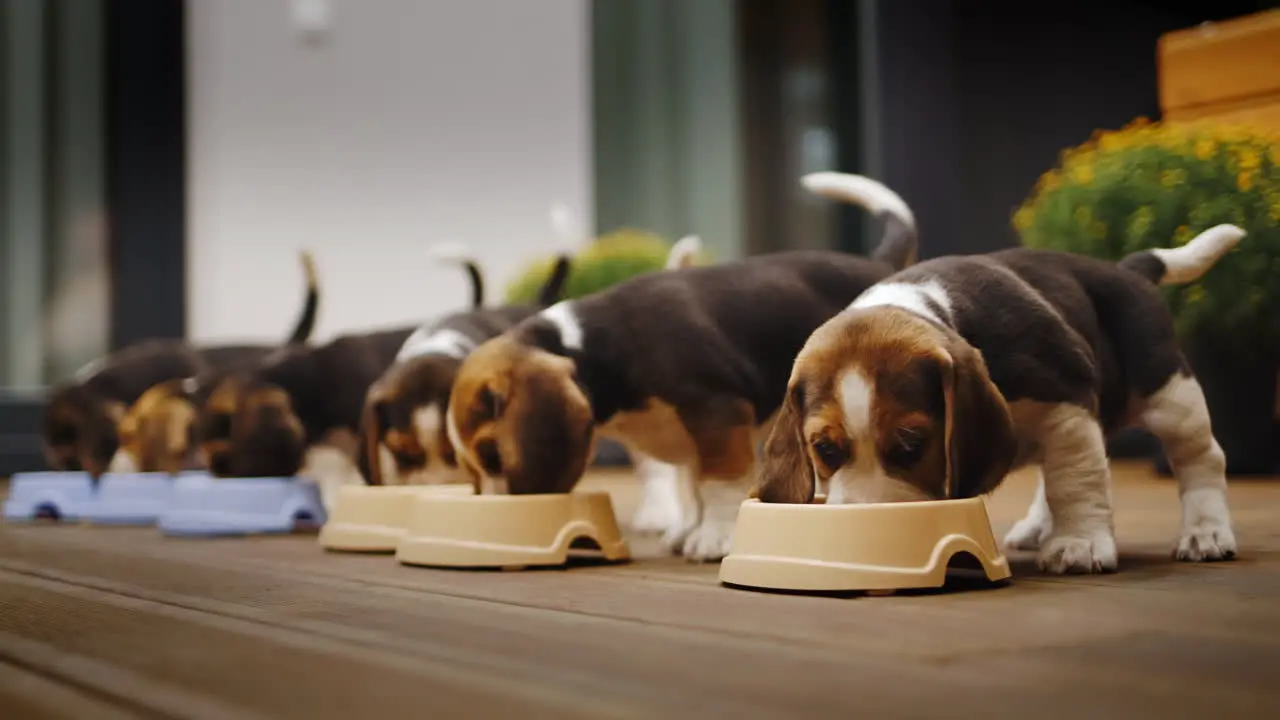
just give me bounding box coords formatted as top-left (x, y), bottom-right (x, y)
top-left (359, 248), bottom-right (574, 486)
top-left (446, 172), bottom-right (918, 561)
top-left (754, 224), bottom-right (1245, 574)
top-left (43, 252), bottom-right (320, 476)
top-left (200, 326), bottom-right (416, 505)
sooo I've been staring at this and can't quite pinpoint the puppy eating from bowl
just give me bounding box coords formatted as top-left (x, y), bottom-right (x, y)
top-left (752, 225), bottom-right (1244, 574)
top-left (46, 251), bottom-right (320, 477)
top-left (358, 244), bottom-right (578, 487)
top-left (446, 172), bottom-right (918, 561)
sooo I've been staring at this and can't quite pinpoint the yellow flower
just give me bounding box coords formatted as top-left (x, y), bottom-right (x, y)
top-left (1195, 138), bottom-right (1216, 160)
top-left (1174, 225), bottom-right (1192, 245)
top-left (1013, 206), bottom-right (1034, 232)
top-left (1160, 168), bottom-right (1187, 188)
top-left (1238, 171), bottom-right (1255, 192)
top-left (1237, 148), bottom-right (1262, 171)
top-left (1070, 163), bottom-right (1095, 185)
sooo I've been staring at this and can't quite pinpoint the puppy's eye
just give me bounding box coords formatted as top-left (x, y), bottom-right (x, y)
top-left (812, 438), bottom-right (847, 469)
top-left (885, 427), bottom-right (928, 467)
top-left (473, 386), bottom-right (504, 423)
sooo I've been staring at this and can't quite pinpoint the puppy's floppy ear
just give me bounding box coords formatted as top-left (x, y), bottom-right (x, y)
top-left (755, 380), bottom-right (815, 504)
top-left (359, 390), bottom-right (386, 486)
top-left (936, 342), bottom-right (1015, 499)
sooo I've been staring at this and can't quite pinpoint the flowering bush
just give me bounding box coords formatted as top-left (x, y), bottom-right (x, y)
top-left (1014, 118), bottom-right (1280, 342)
top-left (504, 228), bottom-right (710, 304)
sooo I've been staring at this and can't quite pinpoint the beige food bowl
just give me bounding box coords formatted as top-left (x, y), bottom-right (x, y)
top-left (318, 484), bottom-right (475, 552)
top-left (395, 492), bottom-right (630, 569)
top-left (719, 496), bottom-right (1011, 593)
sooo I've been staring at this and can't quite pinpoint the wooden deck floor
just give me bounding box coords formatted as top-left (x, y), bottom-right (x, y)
top-left (2, 462), bottom-right (1279, 719)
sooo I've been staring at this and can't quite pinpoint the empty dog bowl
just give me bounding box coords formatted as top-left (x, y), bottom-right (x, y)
top-left (158, 473), bottom-right (327, 537)
top-left (3, 472), bottom-right (95, 522)
top-left (319, 483), bottom-right (475, 552)
top-left (395, 492), bottom-right (630, 569)
top-left (82, 472), bottom-right (175, 525)
top-left (719, 496), bottom-right (1011, 593)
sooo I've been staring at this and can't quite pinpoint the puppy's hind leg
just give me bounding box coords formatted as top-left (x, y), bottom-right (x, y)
top-left (1036, 404), bottom-right (1118, 574)
top-left (1003, 468), bottom-right (1053, 551)
top-left (1140, 372), bottom-right (1237, 561)
top-left (630, 451), bottom-right (692, 536)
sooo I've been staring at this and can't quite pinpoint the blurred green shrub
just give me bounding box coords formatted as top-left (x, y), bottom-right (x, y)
top-left (504, 228), bottom-right (712, 303)
top-left (1014, 118), bottom-right (1280, 342)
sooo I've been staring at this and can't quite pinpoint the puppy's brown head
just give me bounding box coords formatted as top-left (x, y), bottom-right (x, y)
top-left (111, 379), bottom-right (201, 474)
top-left (756, 307), bottom-right (1016, 505)
top-left (201, 375), bottom-right (307, 478)
top-left (361, 354), bottom-right (467, 486)
top-left (446, 335), bottom-right (595, 494)
top-left (43, 384), bottom-right (125, 475)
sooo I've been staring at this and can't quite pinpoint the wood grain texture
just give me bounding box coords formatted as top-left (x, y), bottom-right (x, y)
top-left (1158, 9), bottom-right (1280, 113)
top-left (2, 463), bottom-right (1280, 719)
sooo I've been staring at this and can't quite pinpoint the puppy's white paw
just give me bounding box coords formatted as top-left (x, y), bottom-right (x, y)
top-left (679, 517), bottom-right (735, 563)
top-left (1036, 531), bottom-right (1118, 574)
top-left (1004, 514), bottom-right (1053, 552)
top-left (1175, 519), bottom-right (1237, 562)
top-left (630, 489), bottom-right (686, 536)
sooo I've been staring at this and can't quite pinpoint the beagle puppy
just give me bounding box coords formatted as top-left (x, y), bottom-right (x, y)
top-left (200, 326), bottom-right (416, 505)
top-left (43, 252), bottom-right (320, 476)
top-left (754, 224), bottom-right (1245, 574)
top-left (359, 249), bottom-right (573, 486)
top-left (446, 172), bottom-right (918, 561)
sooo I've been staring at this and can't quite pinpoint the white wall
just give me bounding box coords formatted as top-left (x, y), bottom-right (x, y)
top-left (187, 0), bottom-right (591, 343)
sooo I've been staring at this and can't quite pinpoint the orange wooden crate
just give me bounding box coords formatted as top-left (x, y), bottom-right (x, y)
top-left (1158, 9), bottom-right (1280, 123)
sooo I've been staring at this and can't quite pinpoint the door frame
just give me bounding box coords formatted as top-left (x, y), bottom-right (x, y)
top-left (0, 0), bottom-right (187, 476)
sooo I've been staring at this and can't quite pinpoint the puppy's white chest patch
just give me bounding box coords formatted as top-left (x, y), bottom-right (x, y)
top-left (599, 399), bottom-right (699, 466)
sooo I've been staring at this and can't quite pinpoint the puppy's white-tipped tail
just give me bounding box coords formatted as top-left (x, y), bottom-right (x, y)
top-left (426, 240), bottom-right (486, 309)
top-left (665, 234), bottom-right (703, 270)
top-left (801, 171), bottom-right (916, 232)
top-left (1149, 224), bottom-right (1246, 285)
top-left (801, 171), bottom-right (918, 271)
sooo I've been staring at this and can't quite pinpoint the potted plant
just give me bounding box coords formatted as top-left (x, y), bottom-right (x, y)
top-left (506, 228), bottom-right (711, 465)
top-left (504, 228), bottom-right (709, 303)
top-left (1013, 118), bottom-right (1280, 474)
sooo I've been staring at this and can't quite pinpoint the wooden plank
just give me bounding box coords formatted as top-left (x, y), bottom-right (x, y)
top-left (0, 661), bottom-right (142, 720)
top-left (1165, 94), bottom-right (1280, 131)
top-left (2, 544), bottom-right (1275, 719)
top-left (2, 463), bottom-right (1280, 717)
top-left (1158, 9), bottom-right (1280, 113)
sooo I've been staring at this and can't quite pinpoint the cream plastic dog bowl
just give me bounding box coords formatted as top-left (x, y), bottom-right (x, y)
top-left (318, 484), bottom-right (474, 552)
top-left (719, 496), bottom-right (1011, 593)
top-left (395, 492), bottom-right (630, 569)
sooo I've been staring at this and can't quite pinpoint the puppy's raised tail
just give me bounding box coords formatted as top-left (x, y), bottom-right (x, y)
top-left (428, 241), bottom-right (486, 309)
top-left (800, 171), bottom-right (918, 271)
top-left (1118, 224), bottom-right (1245, 286)
top-left (665, 235), bottom-right (702, 270)
top-left (286, 250), bottom-right (320, 345)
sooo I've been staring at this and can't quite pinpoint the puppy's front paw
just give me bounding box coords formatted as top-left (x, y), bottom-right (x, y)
top-left (1037, 531), bottom-right (1118, 574)
top-left (1175, 519), bottom-right (1237, 562)
top-left (1003, 514), bottom-right (1052, 552)
top-left (680, 517), bottom-right (735, 563)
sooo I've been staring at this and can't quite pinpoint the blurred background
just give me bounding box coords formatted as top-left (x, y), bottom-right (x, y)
top-left (2, 0), bottom-right (1278, 474)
